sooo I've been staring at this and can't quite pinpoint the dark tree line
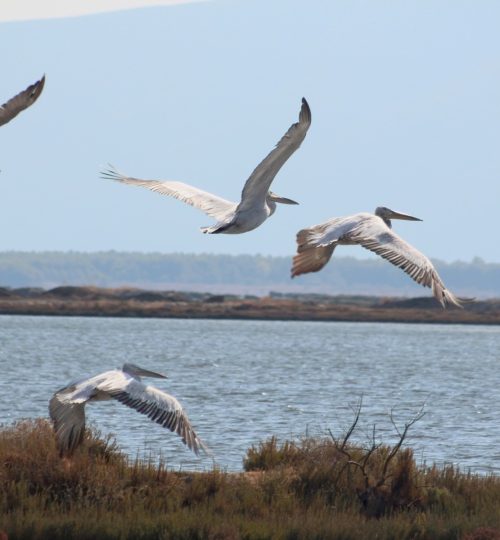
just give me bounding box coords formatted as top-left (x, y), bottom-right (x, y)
top-left (0, 251), bottom-right (498, 297)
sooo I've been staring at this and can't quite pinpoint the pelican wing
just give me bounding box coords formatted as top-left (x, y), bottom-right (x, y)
top-left (236, 98), bottom-right (311, 212)
top-left (292, 244), bottom-right (336, 277)
top-left (101, 374), bottom-right (207, 455)
top-left (350, 218), bottom-right (462, 308)
top-left (291, 216), bottom-right (356, 277)
top-left (102, 166), bottom-right (235, 222)
top-left (49, 385), bottom-right (87, 456)
top-left (0, 75), bottom-right (45, 127)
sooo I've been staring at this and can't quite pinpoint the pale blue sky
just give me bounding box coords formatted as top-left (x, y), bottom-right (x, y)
top-left (1, 0), bottom-right (499, 261)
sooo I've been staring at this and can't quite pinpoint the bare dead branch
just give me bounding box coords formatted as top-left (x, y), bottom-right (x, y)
top-left (378, 405), bottom-right (426, 486)
top-left (340, 396), bottom-right (363, 451)
top-left (389, 408), bottom-right (402, 438)
top-left (361, 437), bottom-right (381, 469)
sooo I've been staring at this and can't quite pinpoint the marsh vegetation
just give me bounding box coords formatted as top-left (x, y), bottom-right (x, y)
top-left (1, 414), bottom-right (500, 539)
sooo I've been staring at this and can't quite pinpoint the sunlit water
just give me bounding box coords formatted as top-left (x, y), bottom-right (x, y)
top-left (1, 315), bottom-right (499, 473)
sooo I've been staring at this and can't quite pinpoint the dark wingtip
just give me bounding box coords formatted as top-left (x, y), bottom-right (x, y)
top-left (30, 75), bottom-right (46, 101)
top-left (100, 163), bottom-right (120, 181)
top-left (300, 97), bottom-right (311, 125)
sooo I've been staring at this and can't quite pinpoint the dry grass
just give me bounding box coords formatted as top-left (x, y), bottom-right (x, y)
top-left (1, 420), bottom-right (500, 539)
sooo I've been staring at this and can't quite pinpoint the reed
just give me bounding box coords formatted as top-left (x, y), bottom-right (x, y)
top-left (1, 419), bottom-right (500, 539)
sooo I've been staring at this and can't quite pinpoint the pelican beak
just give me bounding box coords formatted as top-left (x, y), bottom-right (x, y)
top-left (389, 210), bottom-right (422, 222)
top-left (269, 193), bottom-right (299, 205)
top-left (138, 367), bottom-right (167, 379)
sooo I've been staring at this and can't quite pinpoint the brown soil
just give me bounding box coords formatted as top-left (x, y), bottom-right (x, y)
top-left (0, 286), bottom-right (498, 324)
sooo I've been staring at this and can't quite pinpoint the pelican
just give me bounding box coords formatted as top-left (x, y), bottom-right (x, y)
top-left (49, 363), bottom-right (208, 456)
top-left (101, 98), bottom-right (311, 234)
top-left (0, 75), bottom-right (45, 127)
top-left (292, 207), bottom-right (462, 308)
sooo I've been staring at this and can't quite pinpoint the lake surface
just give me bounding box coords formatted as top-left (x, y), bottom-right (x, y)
top-left (1, 315), bottom-right (499, 473)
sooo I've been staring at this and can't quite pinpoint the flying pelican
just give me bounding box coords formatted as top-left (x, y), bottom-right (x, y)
top-left (101, 97), bottom-right (311, 234)
top-left (291, 206), bottom-right (462, 308)
top-left (0, 75), bottom-right (45, 127)
top-left (49, 363), bottom-right (208, 456)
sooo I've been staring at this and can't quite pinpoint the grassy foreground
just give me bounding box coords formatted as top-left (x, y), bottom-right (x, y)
top-left (1, 420), bottom-right (500, 539)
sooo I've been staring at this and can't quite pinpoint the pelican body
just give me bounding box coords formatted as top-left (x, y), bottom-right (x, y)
top-left (102, 97), bottom-right (311, 234)
top-left (0, 75), bottom-right (45, 127)
top-left (292, 206), bottom-right (462, 308)
top-left (49, 363), bottom-right (207, 456)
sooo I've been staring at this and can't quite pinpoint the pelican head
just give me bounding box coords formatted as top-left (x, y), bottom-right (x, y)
top-left (122, 363), bottom-right (167, 379)
top-left (374, 206), bottom-right (422, 228)
top-left (268, 191), bottom-right (299, 205)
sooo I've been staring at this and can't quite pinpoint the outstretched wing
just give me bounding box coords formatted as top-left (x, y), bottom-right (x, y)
top-left (350, 217), bottom-right (462, 308)
top-left (102, 166), bottom-right (235, 222)
top-left (102, 375), bottom-right (208, 455)
top-left (49, 385), bottom-right (87, 456)
top-left (237, 98), bottom-right (311, 212)
top-left (291, 216), bottom-right (355, 277)
top-left (0, 75), bottom-right (45, 127)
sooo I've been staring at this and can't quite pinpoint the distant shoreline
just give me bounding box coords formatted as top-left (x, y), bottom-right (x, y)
top-left (0, 286), bottom-right (499, 325)
top-left (1, 251), bottom-right (499, 300)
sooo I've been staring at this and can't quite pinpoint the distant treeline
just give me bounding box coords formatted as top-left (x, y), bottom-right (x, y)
top-left (0, 251), bottom-right (498, 298)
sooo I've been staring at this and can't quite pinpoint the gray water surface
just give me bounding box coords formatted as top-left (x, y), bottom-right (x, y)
top-left (1, 315), bottom-right (499, 473)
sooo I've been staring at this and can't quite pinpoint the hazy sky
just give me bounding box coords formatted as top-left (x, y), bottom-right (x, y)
top-left (1, 0), bottom-right (499, 262)
top-left (0, 0), bottom-right (202, 22)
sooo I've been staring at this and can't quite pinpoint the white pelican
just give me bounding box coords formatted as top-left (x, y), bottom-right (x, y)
top-left (292, 206), bottom-right (462, 308)
top-left (0, 75), bottom-right (45, 127)
top-left (102, 98), bottom-right (311, 234)
top-left (49, 363), bottom-right (208, 456)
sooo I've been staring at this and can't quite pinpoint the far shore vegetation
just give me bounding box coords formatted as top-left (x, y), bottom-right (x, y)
top-left (2, 407), bottom-right (500, 539)
top-left (0, 250), bottom-right (499, 298)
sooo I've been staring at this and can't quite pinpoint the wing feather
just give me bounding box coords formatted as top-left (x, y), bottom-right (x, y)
top-left (102, 166), bottom-right (235, 222)
top-left (291, 245), bottom-right (336, 277)
top-left (291, 216), bottom-right (356, 277)
top-left (49, 388), bottom-right (86, 456)
top-left (0, 75), bottom-right (45, 127)
top-left (350, 219), bottom-right (462, 308)
top-left (104, 377), bottom-right (208, 455)
top-left (237, 98), bottom-right (311, 212)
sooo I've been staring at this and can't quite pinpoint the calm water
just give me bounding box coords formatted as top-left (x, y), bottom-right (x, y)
top-left (1, 315), bottom-right (499, 473)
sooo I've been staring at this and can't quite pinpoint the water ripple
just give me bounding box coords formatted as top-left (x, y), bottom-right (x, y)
top-left (1, 316), bottom-right (499, 473)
